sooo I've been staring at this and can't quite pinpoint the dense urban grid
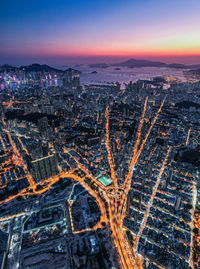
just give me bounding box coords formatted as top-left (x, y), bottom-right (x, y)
top-left (0, 64), bottom-right (199, 269)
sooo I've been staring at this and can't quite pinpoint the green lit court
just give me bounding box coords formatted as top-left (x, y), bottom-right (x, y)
top-left (97, 175), bottom-right (112, 186)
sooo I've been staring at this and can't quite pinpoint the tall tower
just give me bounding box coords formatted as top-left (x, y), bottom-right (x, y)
top-left (30, 154), bottom-right (58, 183)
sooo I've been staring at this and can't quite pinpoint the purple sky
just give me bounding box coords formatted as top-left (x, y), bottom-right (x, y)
top-left (1, 0), bottom-right (200, 65)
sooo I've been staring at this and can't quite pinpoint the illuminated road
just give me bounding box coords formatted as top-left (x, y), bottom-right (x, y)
top-left (186, 128), bottom-right (191, 146)
top-left (135, 147), bottom-right (172, 249)
top-left (116, 137), bottom-right (121, 150)
top-left (68, 98), bottom-right (165, 269)
top-left (0, 134), bottom-right (7, 153)
top-left (149, 146), bottom-right (157, 161)
top-left (105, 106), bottom-right (118, 189)
top-left (119, 97), bottom-right (166, 223)
top-left (193, 212), bottom-right (200, 269)
top-left (0, 97), bottom-right (166, 269)
top-left (189, 171), bottom-right (197, 269)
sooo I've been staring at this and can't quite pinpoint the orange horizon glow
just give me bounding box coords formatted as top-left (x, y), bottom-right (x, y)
top-left (9, 46), bottom-right (200, 58)
top-left (1, 0), bottom-right (200, 65)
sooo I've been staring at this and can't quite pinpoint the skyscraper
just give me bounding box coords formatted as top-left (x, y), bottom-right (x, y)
top-left (30, 154), bottom-right (58, 183)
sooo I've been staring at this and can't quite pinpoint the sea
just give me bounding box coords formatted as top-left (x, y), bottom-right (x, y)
top-left (76, 65), bottom-right (188, 86)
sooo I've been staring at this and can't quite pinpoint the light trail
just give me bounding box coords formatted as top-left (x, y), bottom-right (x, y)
top-left (104, 103), bottom-right (150, 269)
top-left (0, 189), bottom-right (27, 206)
top-left (65, 144), bottom-right (141, 268)
top-left (96, 112), bottom-right (99, 124)
top-left (0, 171), bottom-right (84, 206)
top-left (105, 106), bottom-right (119, 217)
top-left (17, 136), bottom-right (32, 157)
top-left (0, 127), bottom-right (81, 206)
top-left (116, 137), bottom-right (121, 150)
top-left (0, 134), bottom-right (7, 153)
top-left (105, 106), bottom-right (118, 188)
top-left (193, 212), bottom-right (200, 269)
top-left (118, 96), bottom-right (167, 259)
top-left (6, 130), bottom-right (36, 187)
top-left (124, 95), bottom-right (166, 189)
top-left (149, 146), bottom-right (157, 161)
top-left (73, 147), bottom-right (89, 164)
top-left (0, 212), bottom-right (27, 222)
top-left (119, 97), bottom-right (166, 223)
top-left (2, 100), bottom-right (14, 109)
top-left (135, 147), bottom-right (172, 249)
top-left (134, 95), bottom-right (166, 166)
top-left (107, 197), bottom-right (143, 269)
top-left (110, 216), bottom-right (135, 268)
top-left (124, 97), bottom-right (148, 185)
top-left (64, 98), bottom-right (165, 269)
top-left (186, 128), bottom-right (191, 146)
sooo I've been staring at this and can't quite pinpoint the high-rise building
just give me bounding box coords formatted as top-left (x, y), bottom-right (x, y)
top-left (63, 68), bottom-right (80, 89)
top-left (147, 162), bottom-right (153, 176)
top-left (174, 196), bottom-right (182, 211)
top-left (41, 105), bottom-right (54, 115)
top-left (30, 154), bottom-right (58, 183)
top-left (37, 117), bottom-right (49, 134)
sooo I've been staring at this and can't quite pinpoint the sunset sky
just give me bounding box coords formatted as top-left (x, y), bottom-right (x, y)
top-left (1, 0), bottom-right (200, 65)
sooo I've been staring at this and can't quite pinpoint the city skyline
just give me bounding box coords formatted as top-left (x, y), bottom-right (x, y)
top-left (0, 1), bottom-right (200, 269)
top-left (1, 0), bottom-right (200, 65)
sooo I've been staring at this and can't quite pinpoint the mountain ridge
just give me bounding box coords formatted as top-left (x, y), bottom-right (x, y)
top-left (1, 60), bottom-right (200, 73)
top-left (112, 58), bottom-right (200, 69)
top-left (0, 63), bottom-right (81, 74)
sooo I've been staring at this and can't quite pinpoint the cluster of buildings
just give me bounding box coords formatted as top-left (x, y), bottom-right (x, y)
top-left (0, 65), bottom-right (199, 269)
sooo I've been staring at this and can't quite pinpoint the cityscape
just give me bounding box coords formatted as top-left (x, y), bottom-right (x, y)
top-left (0, 1), bottom-right (200, 269)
